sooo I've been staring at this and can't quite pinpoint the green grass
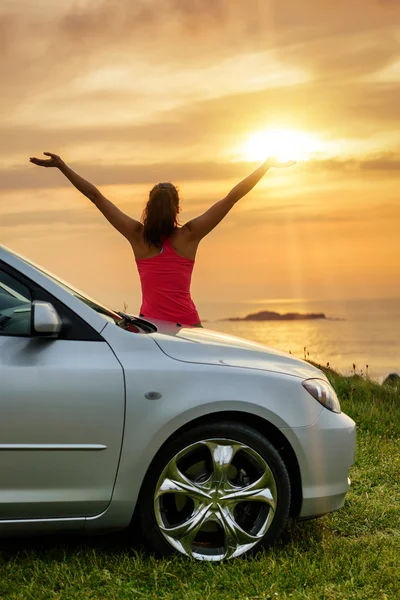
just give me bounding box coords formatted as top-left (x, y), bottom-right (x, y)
top-left (0, 373), bottom-right (398, 600)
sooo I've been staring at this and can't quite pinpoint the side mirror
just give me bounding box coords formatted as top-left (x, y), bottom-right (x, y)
top-left (32, 301), bottom-right (62, 337)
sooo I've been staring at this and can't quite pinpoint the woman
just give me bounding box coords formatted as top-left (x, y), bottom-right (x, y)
top-left (30, 152), bottom-right (294, 326)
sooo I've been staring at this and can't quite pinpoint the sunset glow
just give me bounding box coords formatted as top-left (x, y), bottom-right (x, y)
top-left (0, 0), bottom-right (399, 310)
top-left (241, 129), bottom-right (322, 162)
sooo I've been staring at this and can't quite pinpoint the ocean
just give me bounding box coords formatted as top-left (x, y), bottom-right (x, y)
top-left (198, 298), bottom-right (400, 382)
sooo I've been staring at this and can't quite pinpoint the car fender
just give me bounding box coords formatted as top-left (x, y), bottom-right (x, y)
top-left (86, 328), bottom-right (322, 531)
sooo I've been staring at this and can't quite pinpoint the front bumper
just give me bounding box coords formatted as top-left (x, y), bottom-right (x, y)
top-left (282, 408), bottom-right (356, 519)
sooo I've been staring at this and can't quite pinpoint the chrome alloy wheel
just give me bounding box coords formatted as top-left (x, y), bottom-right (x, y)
top-left (154, 439), bottom-right (278, 561)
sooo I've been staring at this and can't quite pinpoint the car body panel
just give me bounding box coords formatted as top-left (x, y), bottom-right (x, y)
top-left (0, 334), bottom-right (125, 520)
top-left (151, 326), bottom-right (325, 379)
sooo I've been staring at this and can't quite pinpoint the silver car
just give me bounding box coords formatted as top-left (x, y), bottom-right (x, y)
top-left (0, 244), bottom-right (356, 561)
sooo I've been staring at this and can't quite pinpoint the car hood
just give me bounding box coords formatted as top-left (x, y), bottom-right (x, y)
top-left (151, 325), bottom-right (325, 379)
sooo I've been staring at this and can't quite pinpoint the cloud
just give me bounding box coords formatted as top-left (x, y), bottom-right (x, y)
top-left (2, 152), bottom-right (400, 194)
top-left (306, 154), bottom-right (400, 172)
top-left (52, 0), bottom-right (400, 58)
top-left (2, 182), bottom-right (397, 237)
top-left (2, 75), bottom-right (400, 172)
top-left (359, 155), bottom-right (400, 170)
top-left (2, 0), bottom-right (400, 115)
top-left (0, 208), bottom-right (100, 229)
top-left (1, 0), bottom-right (400, 191)
top-left (0, 161), bottom-right (254, 190)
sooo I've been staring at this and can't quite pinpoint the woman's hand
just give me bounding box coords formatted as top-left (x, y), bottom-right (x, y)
top-left (29, 153), bottom-right (141, 239)
top-left (264, 157), bottom-right (296, 169)
top-left (29, 152), bottom-right (64, 168)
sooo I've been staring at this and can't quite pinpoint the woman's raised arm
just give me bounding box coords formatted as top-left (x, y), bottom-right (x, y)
top-left (183, 157), bottom-right (295, 241)
top-left (30, 152), bottom-right (141, 240)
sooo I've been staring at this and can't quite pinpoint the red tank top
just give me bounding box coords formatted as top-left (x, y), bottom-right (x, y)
top-left (135, 237), bottom-right (200, 325)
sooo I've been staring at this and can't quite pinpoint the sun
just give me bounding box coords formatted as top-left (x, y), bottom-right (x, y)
top-left (241, 128), bottom-right (321, 162)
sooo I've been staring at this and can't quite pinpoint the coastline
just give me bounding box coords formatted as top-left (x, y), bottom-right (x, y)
top-left (221, 310), bottom-right (327, 322)
top-left (199, 298), bottom-right (399, 383)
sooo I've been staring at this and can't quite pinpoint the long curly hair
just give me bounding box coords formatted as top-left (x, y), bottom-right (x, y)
top-left (141, 182), bottom-right (180, 247)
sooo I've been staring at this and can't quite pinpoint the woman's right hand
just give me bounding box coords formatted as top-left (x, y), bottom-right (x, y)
top-left (29, 152), bottom-right (64, 168)
top-left (264, 157), bottom-right (296, 169)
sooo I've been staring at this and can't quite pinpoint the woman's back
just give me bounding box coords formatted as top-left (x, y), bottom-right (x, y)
top-left (132, 226), bottom-right (197, 260)
top-left (135, 234), bottom-right (200, 325)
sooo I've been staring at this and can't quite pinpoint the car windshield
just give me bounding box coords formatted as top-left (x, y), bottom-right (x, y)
top-left (47, 276), bottom-right (123, 325)
top-left (18, 255), bottom-right (123, 325)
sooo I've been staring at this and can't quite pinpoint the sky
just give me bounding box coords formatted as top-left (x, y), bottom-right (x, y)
top-left (1, 0), bottom-right (400, 316)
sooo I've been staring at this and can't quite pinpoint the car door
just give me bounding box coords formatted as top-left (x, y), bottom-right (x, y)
top-left (0, 267), bottom-right (125, 520)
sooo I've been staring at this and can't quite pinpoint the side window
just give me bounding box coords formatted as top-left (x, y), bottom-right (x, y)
top-left (0, 270), bottom-right (32, 336)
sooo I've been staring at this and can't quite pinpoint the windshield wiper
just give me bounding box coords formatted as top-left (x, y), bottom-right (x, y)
top-left (116, 311), bottom-right (158, 333)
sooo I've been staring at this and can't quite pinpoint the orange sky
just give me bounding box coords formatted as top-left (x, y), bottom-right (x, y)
top-left (1, 0), bottom-right (399, 315)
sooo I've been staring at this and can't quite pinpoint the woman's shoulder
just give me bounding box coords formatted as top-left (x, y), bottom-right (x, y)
top-left (172, 224), bottom-right (191, 239)
top-left (169, 226), bottom-right (194, 248)
top-left (169, 227), bottom-right (198, 259)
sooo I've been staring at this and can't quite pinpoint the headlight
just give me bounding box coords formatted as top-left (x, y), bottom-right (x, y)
top-left (302, 378), bottom-right (341, 413)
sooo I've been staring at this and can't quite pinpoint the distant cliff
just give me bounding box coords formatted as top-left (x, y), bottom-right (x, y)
top-left (222, 310), bottom-right (326, 322)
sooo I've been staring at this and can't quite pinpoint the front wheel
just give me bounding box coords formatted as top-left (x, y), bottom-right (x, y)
top-left (136, 421), bottom-right (291, 561)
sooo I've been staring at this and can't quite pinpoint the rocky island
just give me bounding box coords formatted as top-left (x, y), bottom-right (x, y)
top-left (222, 310), bottom-right (326, 322)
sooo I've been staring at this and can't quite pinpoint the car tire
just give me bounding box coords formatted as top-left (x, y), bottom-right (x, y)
top-left (136, 420), bottom-right (291, 561)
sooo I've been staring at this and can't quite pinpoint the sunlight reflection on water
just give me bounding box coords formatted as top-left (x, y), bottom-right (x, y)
top-left (200, 298), bottom-right (399, 381)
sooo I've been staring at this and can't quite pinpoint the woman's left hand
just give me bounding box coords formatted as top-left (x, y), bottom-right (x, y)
top-left (29, 152), bottom-right (64, 168)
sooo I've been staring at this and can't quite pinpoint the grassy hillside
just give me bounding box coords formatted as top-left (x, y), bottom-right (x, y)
top-left (0, 372), bottom-right (398, 600)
